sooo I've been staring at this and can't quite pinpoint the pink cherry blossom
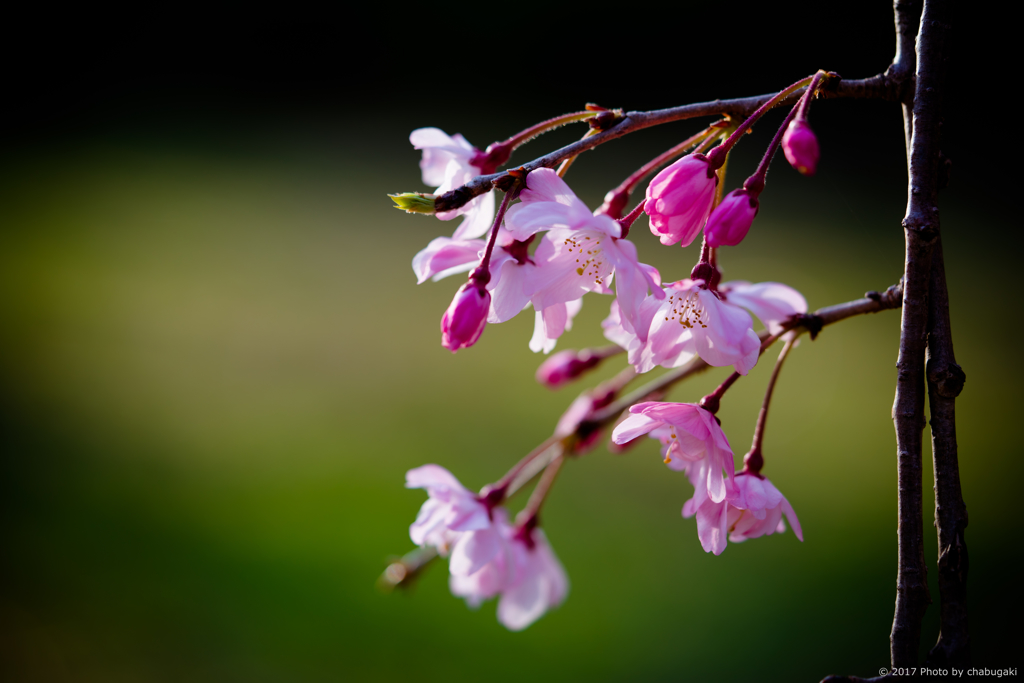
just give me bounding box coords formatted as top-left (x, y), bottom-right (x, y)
top-left (643, 153), bottom-right (718, 247)
top-left (601, 299), bottom-right (667, 374)
top-left (448, 508), bottom-right (517, 607)
top-left (410, 127), bottom-right (495, 240)
top-left (530, 299), bottom-right (583, 354)
top-left (497, 529), bottom-right (569, 631)
top-left (612, 401), bottom-right (735, 503)
top-left (681, 461), bottom-right (736, 555)
top-left (412, 236), bottom-right (485, 284)
top-left (782, 119), bottom-right (820, 176)
top-left (727, 473), bottom-right (803, 543)
top-left (441, 282), bottom-right (490, 352)
top-left (718, 280), bottom-right (808, 334)
top-left (447, 512), bottom-right (569, 630)
top-left (704, 188), bottom-right (759, 247)
top-left (407, 465), bottom-right (491, 554)
top-left (644, 279), bottom-right (761, 375)
top-left (504, 169), bottom-right (663, 337)
top-left (682, 471), bottom-right (803, 553)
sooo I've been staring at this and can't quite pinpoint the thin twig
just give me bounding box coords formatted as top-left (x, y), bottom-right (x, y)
top-left (434, 75), bottom-right (905, 214)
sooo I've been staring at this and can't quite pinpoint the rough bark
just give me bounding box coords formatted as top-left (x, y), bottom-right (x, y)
top-left (925, 240), bottom-right (970, 666)
top-left (890, 0), bottom-right (950, 667)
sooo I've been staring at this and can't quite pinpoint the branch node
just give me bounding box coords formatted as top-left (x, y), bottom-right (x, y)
top-left (927, 359), bottom-right (965, 398)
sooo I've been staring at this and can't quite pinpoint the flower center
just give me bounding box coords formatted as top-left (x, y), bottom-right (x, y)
top-left (664, 291), bottom-right (708, 329)
top-left (564, 234), bottom-right (607, 286)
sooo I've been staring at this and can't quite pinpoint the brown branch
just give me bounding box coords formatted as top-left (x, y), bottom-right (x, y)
top-left (890, 0), bottom-right (951, 667)
top-left (434, 75), bottom-right (904, 214)
top-left (925, 238), bottom-right (970, 666)
top-left (580, 283), bottom-right (904, 433)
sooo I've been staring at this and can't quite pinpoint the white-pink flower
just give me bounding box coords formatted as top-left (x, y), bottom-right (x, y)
top-left (497, 529), bottom-right (569, 631)
top-left (727, 472), bottom-right (803, 544)
top-left (504, 168), bottom-right (663, 337)
top-left (681, 470), bottom-right (803, 554)
top-left (718, 280), bottom-right (808, 335)
top-left (644, 279), bottom-right (762, 375)
top-left (412, 236), bottom-right (485, 284)
top-left (448, 508), bottom-right (517, 606)
top-left (406, 465), bottom-right (490, 555)
top-left (411, 128), bottom-right (495, 240)
top-left (448, 512), bottom-right (569, 631)
top-left (612, 401), bottom-right (735, 503)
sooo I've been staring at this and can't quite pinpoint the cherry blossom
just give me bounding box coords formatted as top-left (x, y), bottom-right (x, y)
top-left (612, 401), bottom-right (735, 503)
top-left (412, 236), bottom-right (484, 284)
top-left (410, 127), bottom-right (496, 240)
top-left (497, 529), bottom-right (569, 631)
top-left (504, 168), bottom-right (663, 337)
top-left (718, 280), bottom-right (808, 334)
top-left (644, 279), bottom-right (762, 375)
top-left (447, 510), bottom-right (569, 631)
top-left (406, 465), bottom-right (491, 554)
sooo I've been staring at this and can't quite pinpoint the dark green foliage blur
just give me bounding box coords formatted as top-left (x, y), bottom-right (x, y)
top-left (0, 105), bottom-right (1020, 682)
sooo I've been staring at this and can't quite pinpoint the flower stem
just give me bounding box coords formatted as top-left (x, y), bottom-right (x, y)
top-left (743, 102), bottom-right (800, 195)
top-left (472, 184), bottom-right (518, 285)
top-left (745, 336), bottom-right (796, 473)
top-left (480, 111), bottom-right (599, 170)
top-left (516, 453), bottom-right (565, 532)
top-left (706, 74), bottom-right (817, 169)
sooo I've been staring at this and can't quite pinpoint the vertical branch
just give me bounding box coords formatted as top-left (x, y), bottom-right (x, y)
top-left (889, 0), bottom-right (923, 151)
top-left (925, 240), bottom-right (970, 666)
top-left (890, 0), bottom-right (950, 667)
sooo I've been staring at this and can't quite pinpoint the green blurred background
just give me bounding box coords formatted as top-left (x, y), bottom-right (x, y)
top-left (1, 4), bottom-right (1019, 682)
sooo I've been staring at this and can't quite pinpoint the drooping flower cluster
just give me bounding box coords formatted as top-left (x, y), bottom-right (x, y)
top-left (407, 465), bottom-right (568, 630)
top-left (392, 75), bottom-right (831, 630)
top-left (611, 402), bottom-right (802, 555)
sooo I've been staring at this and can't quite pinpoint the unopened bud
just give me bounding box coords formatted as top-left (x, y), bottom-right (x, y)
top-left (441, 282), bottom-right (489, 352)
top-left (704, 188), bottom-right (759, 248)
top-left (389, 192), bottom-right (437, 215)
top-left (644, 154), bottom-right (717, 247)
top-left (536, 349), bottom-right (603, 389)
top-left (782, 120), bottom-right (820, 176)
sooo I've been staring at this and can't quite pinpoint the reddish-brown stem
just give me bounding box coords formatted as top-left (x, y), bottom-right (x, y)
top-left (617, 201), bottom-right (646, 238)
top-left (706, 74), bottom-right (817, 170)
top-left (744, 103), bottom-right (800, 196)
top-left (795, 70), bottom-right (828, 121)
top-left (516, 453), bottom-right (565, 531)
top-left (744, 337), bottom-right (796, 474)
top-left (606, 126), bottom-right (720, 212)
top-left (472, 186), bottom-right (517, 284)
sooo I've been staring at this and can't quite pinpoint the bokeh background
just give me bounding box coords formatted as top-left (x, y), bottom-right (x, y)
top-left (1, 4), bottom-right (1019, 681)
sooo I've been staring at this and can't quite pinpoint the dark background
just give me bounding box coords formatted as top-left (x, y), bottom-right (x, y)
top-left (2, 4), bottom-right (1018, 682)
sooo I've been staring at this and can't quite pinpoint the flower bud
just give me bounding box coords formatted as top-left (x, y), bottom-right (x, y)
top-left (389, 192), bottom-right (437, 215)
top-left (782, 120), bottom-right (820, 176)
top-left (643, 154), bottom-right (717, 247)
top-left (441, 282), bottom-right (490, 352)
top-left (704, 188), bottom-right (759, 247)
top-left (535, 349), bottom-right (602, 389)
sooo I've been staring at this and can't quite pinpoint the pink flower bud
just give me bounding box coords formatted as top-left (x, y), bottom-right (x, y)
top-left (704, 188), bottom-right (759, 247)
top-left (782, 120), bottom-right (820, 176)
top-left (441, 282), bottom-right (489, 352)
top-left (535, 349), bottom-right (601, 389)
top-left (643, 154), bottom-right (717, 247)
